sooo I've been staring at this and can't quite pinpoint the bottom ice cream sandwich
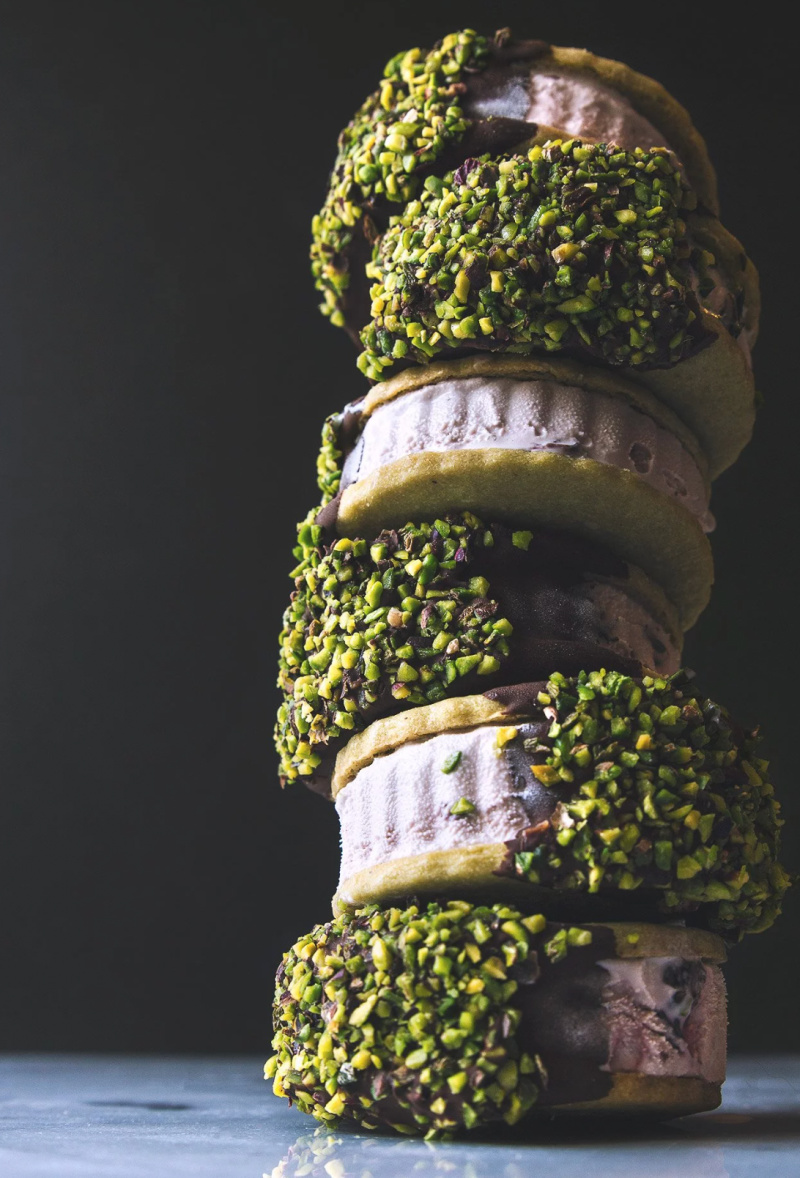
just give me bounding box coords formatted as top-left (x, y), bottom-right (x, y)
top-left (332, 671), bottom-right (788, 938)
top-left (266, 902), bottom-right (726, 1135)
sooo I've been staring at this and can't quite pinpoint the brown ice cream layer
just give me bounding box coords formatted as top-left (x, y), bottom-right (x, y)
top-left (470, 63), bottom-right (670, 154)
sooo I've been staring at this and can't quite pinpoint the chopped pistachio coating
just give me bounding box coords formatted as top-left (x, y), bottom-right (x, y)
top-left (266, 901), bottom-right (587, 1136)
top-left (359, 140), bottom-right (704, 380)
top-left (277, 513), bottom-right (511, 784)
top-left (316, 415), bottom-right (343, 504)
top-left (311, 29), bottom-right (491, 327)
top-left (502, 669), bottom-right (789, 938)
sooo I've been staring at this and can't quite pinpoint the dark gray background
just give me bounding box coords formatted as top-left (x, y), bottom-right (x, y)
top-left (0, 0), bottom-right (796, 1054)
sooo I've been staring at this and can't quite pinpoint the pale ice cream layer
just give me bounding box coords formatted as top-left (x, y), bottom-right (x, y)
top-left (601, 957), bottom-right (727, 1084)
top-left (469, 67), bottom-right (670, 154)
top-left (337, 725), bottom-right (533, 885)
top-left (342, 378), bottom-right (714, 532)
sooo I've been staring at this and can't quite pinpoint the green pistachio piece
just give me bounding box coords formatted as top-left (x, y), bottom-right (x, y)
top-left (442, 751), bottom-right (463, 774)
top-left (449, 796), bottom-right (476, 817)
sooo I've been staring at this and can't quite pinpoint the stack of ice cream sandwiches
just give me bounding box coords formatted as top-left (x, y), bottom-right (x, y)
top-left (266, 28), bottom-right (789, 1136)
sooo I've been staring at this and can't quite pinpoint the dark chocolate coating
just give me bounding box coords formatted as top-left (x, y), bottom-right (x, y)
top-left (517, 930), bottom-right (616, 1106)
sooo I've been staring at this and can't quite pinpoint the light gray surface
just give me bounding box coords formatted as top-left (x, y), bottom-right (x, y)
top-left (1, 1055), bottom-right (799, 1177)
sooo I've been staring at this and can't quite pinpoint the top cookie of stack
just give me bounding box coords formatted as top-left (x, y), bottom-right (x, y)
top-left (267, 28), bottom-right (788, 1137)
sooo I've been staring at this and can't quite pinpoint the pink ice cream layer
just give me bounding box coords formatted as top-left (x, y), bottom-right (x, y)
top-left (693, 264), bottom-right (755, 371)
top-left (337, 724), bottom-right (535, 884)
top-left (342, 378), bottom-right (714, 532)
top-left (469, 65), bottom-right (671, 158)
top-left (601, 957), bottom-right (727, 1084)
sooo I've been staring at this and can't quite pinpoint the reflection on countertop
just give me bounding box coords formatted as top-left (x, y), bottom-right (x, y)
top-left (0, 1055), bottom-right (798, 1178)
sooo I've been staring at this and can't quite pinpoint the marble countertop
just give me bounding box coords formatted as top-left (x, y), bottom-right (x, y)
top-left (1, 1054), bottom-right (799, 1177)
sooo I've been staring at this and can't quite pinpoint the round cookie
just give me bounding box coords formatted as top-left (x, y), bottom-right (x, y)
top-left (332, 671), bottom-right (789, 939)
top-left (637, 313), bottom-right (755, 478)
top-left (277, 516), bottom-right (684, 791)
top-left (266, 901), bottom-right (726, 1135)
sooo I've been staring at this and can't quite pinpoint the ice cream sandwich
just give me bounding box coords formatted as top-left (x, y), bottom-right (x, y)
top-left (322, 355), bottom-right (713, 520)
top-left (266, 902), bottom-right (727, 1134)
top-left (332, 671), bottom-right (788, 939)
top-left (318, 353), bottom-right (719, 611)
top-left (354, 142), bottom-right (756, 471)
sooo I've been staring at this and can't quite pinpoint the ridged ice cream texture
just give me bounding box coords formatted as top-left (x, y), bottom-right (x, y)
top-left (341, 377), bottom-right (714, 531)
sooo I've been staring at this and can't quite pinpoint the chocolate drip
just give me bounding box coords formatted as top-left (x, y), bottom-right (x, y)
top-left (484, 682), bottom-right (547, 715)
top-left (328, 401), bottom-right (365, 489)
top-left (314, 491), bottom-right (343, 531)
top-left (438, 117), bottom-right (538, 169)
top-left (338, 224), bottom-right (376, 343)
top-left (502, 638), bottom-right (641, 683)
top-left (481, 526), bottom-right (628, 583)
top-left (515, 926), bottom-right (617, 1106)
top-left (337, 403), bottom-right (365, 454)
top-left (490, 36), bottom-right (553, 64)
